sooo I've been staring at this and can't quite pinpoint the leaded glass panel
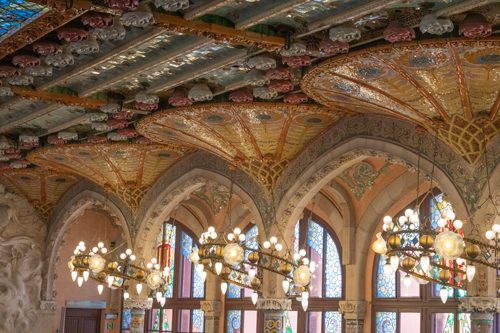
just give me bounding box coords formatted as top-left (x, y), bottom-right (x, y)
top-left (430, 193), bottom-right (452, 230)
top-left (157, 224), bottom-right (176, 298)
top-left (192, 244), bottom-right (204, 298)
top-left (376, 312), bottom-right (396, 333)
top-left (0, 0), bottom-right (47, 40)
top-left (324, 311), bottom-right (342, 333)
top-left (376, 255), bottom-right (395, 298)
top-left (227, 310), bottom-right (241, 333)
top-left (122, 308), bottom-right (131, 329)
top-left (307, 220), bottom-right (324, 259)
top-left (325, 234), bottom-right (342, 298)
top-left (227, 283), bottom-right (241, 298)
top-left (192, 309), bottom-right (204, 332)
top-left (459, 313), bottom-right (471, 333)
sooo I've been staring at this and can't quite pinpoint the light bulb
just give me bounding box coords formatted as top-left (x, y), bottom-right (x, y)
top-left (409, 213), bottom-right (419, 224)
top-left (74, 250), bottom-right (78, 255)
top-left (456, 258), bottom-right (464, 265)
top-left (453, 220), bottom-right (463, 229)
top-left (252, 292), bottom-right (258, 305)
top-left (83, 270), bottom-right (89, 282)
top-left (160, 297), bottom-right (166, 307)
top-left (310, 261), bottom-right (316, 273)
top-left (446, 211), bottom-right (455, 221)
top-left (211, 232), bottom-right (217, 239)
top-left (493, 224), bottom-right (500, 233)
top-left (275, 244), bottom-right (282, 251)
top-left (383, 263), bottom-right (393, 278)
top-left (302, 258), bottom-right (309, 265)
top-left (390, 256), bottom-right (399, 272)
top-left (440, 287), bottom-right (448, 304)
top-left (78, 276), bottom-right (83, 287)
top-left (399, 216), bottom-right (407, 225)
top-left (156, 291), bottom-right (162, 300)
top-left (71, 271), bottom-right (77, 281)
top-left (124, 292), bottom-right (129, 299)
top-left (263, 241), bottom-right (271, 249)
top-left (98, 242), bottom-right (104, 248)
top-left (227, 234), bottom-right (235, 241)
top-left (282, 280), bottom-right (290, 293)
top-left (79, 241), bottom-right (85, 247)
top-left (299, 249), bottom-right (306, 257)
top-left (420, 256), bottom-right (430, 273)
top-left (221, 282), bottom-right (227, 295)
top-left (154, 264), bottom-right (160, 270)
top-left (98, 284), bottom-right (103, 295)
top-left (101, 248), bottom-right (107, 254)
top-left (201, 271), bottom-right (207, 283)
top-left (199, 237), bottom-right (204, 244)
top-left (302, 299), bottom-right (308, 311)
top-left (93, 247), bottom-right (98, 253)
top-left (270, 236), bottom-right (278, 244)
top-left (125, 249), bottom-right (132, 255)
top-left (403, 274), bottom-right (412, 291)
top-left (302, 291), bottom-right (309, 300)
top-left (467, 263), bottom-right (476, 282)
top-left (382, 224), bottom-right (387, 232)
top-left (147, 263), bottom-right (153, 269)
top-left (238, 234), bottom-right (245, 242)
top-left (215, 262), bottom-right (223, 275)
top-left (486, 230), bottom-right (495, 240)
top-left (136, 283), bottom-right (143, 294)
top-left (405, 209), bottom-right (413, 217)
top-left (293, 253), bottom-right (301, 261)
top-left (383, 216), bottom-right (392, 223)
top-left (151, 258), bottom-right (157, 264)
top-left (120, 253), bottom-right (126, 259)
top-left (208, 226), bottom-right (215, 233)
top-left (234, 228), bottom-right (241, 235)
top-left (130, 255), bottom-right (136, 261)
top-left (248, 268), bottom-right (256, 279)
top-left (438, 219), bottom-right (447, 228)
top-left (80, 246), bottom-right (86, 252)
top-left (108, 275), bottom-right (114, 288)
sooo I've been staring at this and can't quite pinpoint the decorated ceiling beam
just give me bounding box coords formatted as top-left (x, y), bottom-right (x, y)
top-left (11, 87), bottom-right (107, 108)
top-left (45, 115), bottom-right (87, 135)
top-left (183, 0), bottom-right (235, 20)
top-left (0, 104), bottom-right (60, 133)
top-left (152, 13), bottom-right (284, 50)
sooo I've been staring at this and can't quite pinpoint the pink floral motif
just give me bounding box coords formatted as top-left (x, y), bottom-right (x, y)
top-left (104, 0), bottom-right (138, 11)
top-left (33, 41), bottom-right (63, 56)
top-left (0, 163), bottom-right (12, 170)
top-left (113, 111), bottom-right (134, 120)
top-left (48, 135), bottom-right (67, 145)
top-left (168, 88), bottom-right (193, 106)
top-left (459, 13), bottom-right (492, 38)
top-left (319, 38), bottom-right (349, 54)
top-left (12, 55), bottom-right (40, 68)
top-left (0, 66), bottom-right (21, 78)
top-left (383, 21), bottom-right (415, 43)
top-left (57, 28), bottom-right (88, 43)
top-left (282, 56), bottom-right (311, 67)
top-left (81, 11), bottom-right (114, 28)
top-left (4, 153), bottom-right (21, 159)
top-left (19, 140), bottom-right (39, 148)
top-left (88, 136), bottom-right (108, 144)
top-left (268, 80), bottom-right (294, 93)
top-left (106, 119), bottom-right (128, 129)
top-left (136, 136), bottom-right (153, 144)
top-left (229, 88), bottom-right (253, 102)
top-left (266, 67), bottom-right (293, 80)
top-left (284, 93), bottom-right (308, 104)
top-left (117, 128), bottom-right (138, 138)
top-left (135, 101), bottom-right (158, 111)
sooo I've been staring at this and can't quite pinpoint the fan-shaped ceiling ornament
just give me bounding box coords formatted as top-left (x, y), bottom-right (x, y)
top-left (301, 38), bottom-right (500, 166)
top-left (27, 143), bottom-right (194, 213)
top-left (137, 103), bottom-right (347, 193)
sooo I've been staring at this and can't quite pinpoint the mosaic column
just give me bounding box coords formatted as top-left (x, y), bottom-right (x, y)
top-left (256, 298), bottom-right (292, 333)
top-left (200, 300), bottom-right (222, 333)
top-left (339, 301), bottom-right (367, 333)
top-left (459, 297), bottom-right (499, 333)
top-left (124, 299), bottom-right (153, 333)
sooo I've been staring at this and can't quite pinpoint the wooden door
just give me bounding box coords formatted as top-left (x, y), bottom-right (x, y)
top-left (65, 308), bottom-right (101, 333)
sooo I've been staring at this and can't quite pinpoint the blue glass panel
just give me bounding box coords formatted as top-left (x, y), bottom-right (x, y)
top-left (227, 310), bottom-right (241, 333)
top-left (376, 255), bottom-right (395, 298)
top-left (181, 231), bottom-right (193, 258)
top-left (0, 0), bottom-right (47, 39)
top-left (227, 283), bottom-right (241, 298)
top-left (294, 221), bottom-right (300, 254)
top-left (192, 309), bottom-right (204, 332)
top-left (325, 234), bottom-right (342, 298)
top-left (430, 193), bottom-right (452, 230)
top-left (122, 308), bottom-right (131, 329)
top-left (324, 311), bottom-right (342, 333)
top-left (307, 220), bottom-right (324, 259)
top-left (375, 312), bottom-right (396, 333)
top-left (192, 244), bottom-right (204, 298)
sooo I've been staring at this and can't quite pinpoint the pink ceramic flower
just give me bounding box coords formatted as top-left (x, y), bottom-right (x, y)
top-left (283, 93), bottom-right (308, 104)
top-left (3, 148), bottom-right (20, 154)
top-left (383, 22), bottom-right (415, 43)
top-left (4, 152), bottom-right (21, 159)
top-left (81, 11), bottom-right (114, 28)
top-left (459, 13), bottom-right (492, 38)
top-left (88, 136), bottom-right (108, 144)
top-left (0, 66), bottom-right (21, 78)
top-left (104, 0), bottom-right (138, 11)
top-left (0, 163), bottom-right (12, 170)
top-left (47, 135), bottom-right (67, 145)
top-left (229, 88), bottom-right (253, 102)
top-left (106, 119), bottom-right (128, 129)
top-left (136, 136), bottom-right (153, 144)
top-left (19, 140), bottom-right (39, 148)
top-left (319, 38), bottom-right (349, 54)
top-left (33, 41), bottom-right (63, 56)
top-left (117, 128), bottom-right (138, 138)
top-left (266, 67), bottom-right (293, 80)
top-left (168, 88), bottom-right (193, 106)
top-left (135, 101), bottom-right (158, 111)
top-left (57, 28), bottom-right (88, 43)
top-left (12, 55), bottom-right (40, 68)
top-left (282, 56), bottom-right (311, 67)
top-left (268, 80), bottom-right (294, 93)
top-left (113, 111), bottom-right (134, 120)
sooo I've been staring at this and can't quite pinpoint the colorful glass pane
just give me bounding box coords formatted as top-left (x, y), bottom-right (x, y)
top-left (294, 221), bottom-right (300, 254)
top-left (430, 194), bottom-right (452, 230)
top-left (192, 309), bottom-right (204, 332)
top-left (325, 234), bottom-right (342, 298)
top-left (227, 283), bottom-right (241, 298)
top-left (181, 231), bottom-right (192, 258)
top-left (245, 225), bottom-right (259, 250)
top-left (192, 244), bottom-right (204, 298)
top-left (444, 313), bottom-right (454, 333)
top-left (324, 311), bottom-right (342, 333)
top-left (162, 309), bottom-right (172, 331)
top-left (375, 312), bottom-right (396, 333)
top-left (459, 313), bottom-right (471, 333)
top-left (307, 220), bottom-right (324, 259)
top-left (122, 308), bottom-right (131, 329)
top-left (157, 224), bottom-right (176, 298)
top-left (284, 311), bottom-right (292, 333)
top-left (0, 0), bottom-right (47, 40)
top-left (227, 310), bottom-right (241, 333)
top-left (376, 255), bottom-right (395, 297)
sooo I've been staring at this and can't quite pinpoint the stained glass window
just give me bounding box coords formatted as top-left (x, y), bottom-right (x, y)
top-left (227, 283), bottom-right (241, 298)
top-left (0, 0), bottom-right (48, 40)
top-left (307, 220), bottom-right (324, 258)
top-left (294, 221), bottom-right (300, 254)
top-left (376, 255), bottom-right (395, 298)
top-left (227, 310), bottom-right (241, 333)
top-left (308, 220), bottom-right (324, 297)
top-left (192, 244), bottom-right (204, 298)
top-left (376, 312), bottom-right (396, 333)
top-left (430, 193), bottom-right (452, 230)
top-left (324, 311), bottom-right (342, 333)
top-left (157, 224), bottom-right (176, 298)
top-left (459, 313), bottom-right (471, 333)
top-left (192, 309), bottom-right (204, 332)
top-left (245, 225), bottom-right (259, 251)
top-left (122, 308), bottom-right (131, 329)
top-left (325, 234), bottom-right (342, 298)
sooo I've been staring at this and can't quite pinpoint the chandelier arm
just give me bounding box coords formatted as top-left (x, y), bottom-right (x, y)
top-left (204, 266), bottom-right (261, 292)
top-left (399, 266), bottom-right (464, 290)
top-left (88, 274), bottom-right (126, 290)
top-left (387, 248), bottom-right (466, 275)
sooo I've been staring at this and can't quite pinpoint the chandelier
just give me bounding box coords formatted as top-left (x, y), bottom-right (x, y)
top-left (372, 124), bottom-right (500, 303)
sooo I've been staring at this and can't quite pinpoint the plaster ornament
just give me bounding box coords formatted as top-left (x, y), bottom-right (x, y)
top-left (0, 86), bottom-right (13, 96)
top-left (280, 43), bottom-right (306, 57)
top-left (268, 80), bottom-right (294, 93)
top-left (4, 152), bottom-right (21, 159)
top-left (0, 66), bottom-right (21, 77)
top-left (383, 21), bottom-right (415, 43)
top-left (106, 119), bottom-right (128, 129)
top-left (91, 122), bottom-right (111, 131)
top-left (283, 93), bottom-right (308, 104)
top-left (85, 112), bottom-right (108, 122)
top-left (81, 11), bottom-right (114, 28)
top-left (94, 19), bottom-right (126, 41)
top-left (247, 56), bottom-right (276, 71)
top-left (266, 67), bottom-right (293, 80)
top-left (104, 0), bottom-right (139, 11)
top-left (117, 128), bottom-right (138, 138)
top-left (244, 69), bottom-right (270, 86)
top-left (70, 34), bottom-right (99, 55)
top-left (19, 131), bottom-right (39, 148)
top-left (10, 159), bottom-right (29, 169)
top-left (136, 136), bottom-right (153, 144)
top-left (154, 0), bottom-right (189, 11)
top-left (121, 6), bottom-right (155, 28)
top-left (100, 102), bottom-right (121, 113)
top-left (57, 28), bottom-right (88, 42)
top-left (45, 47), bottom-right (74, 68)
top-left (33, 41), bottom-right (62, 56)
top-left (112, 111), bottom-right (133, 120)
top-left (282, 56), bottom-right (311, 67)
top-left (168, 87), bottom-right (192, 106)
top-left (329, 26), bottom-right (361, 43)
top-left (107, 131), bottom-right (128, 141)
top-left (87, 135), bottom-right (108, 144)
top-left (3, 148), bottom-right (19, 154)
top-left (135, 101), bottom-right (158, 111)
top-left (23, 66), bottom-right (52, 77)
top-left (319, 38), bottom-right (349, 54)
top-left (229, 88), bottom-right (253, 102)
top-left (253, 86), bottom-right (278, 99)
top-left (188, 83), bottom-right (213, 102)
top-left (419, 13), bottom-right (453, 35)
top-left (58, 128), bottom-right (78, 141)
top-left (0, 136), bottom-right (13, 149)
top-left (459, 13), bottom-right (492, 38)
top-left (8, 75), bottom-right (34, 86)
top-left (135, 91), bottom-right (159, 104)
top-left (12, 55), bottom-right (40, 68)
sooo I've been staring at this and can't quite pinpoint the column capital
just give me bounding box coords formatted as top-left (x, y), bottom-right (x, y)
top-left (124, 298), bottom-right (153, 310)
top-left (39, 301), bottom-right (58, 312)
top-left (339, 301), bottom-right (367, 317)
top-left (200, 300), bottom-right (223, 315)
top-left (256, 298), bottom-right (292, 311)
top-left (459, 297), bottom-right (500, 313)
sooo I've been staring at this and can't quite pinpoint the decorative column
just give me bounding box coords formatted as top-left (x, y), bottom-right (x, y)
top-left (256, 298), bottom-right (292, 333)
top-left (339, 301), bottom-right (367, 333)
top-left (123, 299), bottom-right (153, 333)
top-left (39, 301), bottom-right (58, 333)
top-left (459, 297), bottom-right (500, 333)
top-left (200, 300), bottom-right (222, 333)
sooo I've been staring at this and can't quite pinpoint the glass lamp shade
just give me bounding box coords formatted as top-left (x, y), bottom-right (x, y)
top-left (372, 232), bottom-right (387, 254)
top-left (420, 256), bottom-right (430, 273)
top-left (293, 265), bottom-right (311, 287)
top-left (440, 287), bottom-right (448, 304)
top-left (223, 243), bottom-right (245, 266)
top-left (215, 262), bottom-right (223, 275)
top-left (302, 299), bottom-right (308, 311)
top-left (136, 283), bottom-right (143, 295)
top-left (146, 271), bottom-right (162, 289)
top-left (77, 276), bottom-right (83, 287)
top-left (160, 297), bottom-right (166, 307)
top-left (390, 256), bottom-right (399, 272)
top-left (221, 282), bottom-right (227, 295)
top-left (383, 263), bottom-right (393, 278)
top-left (403, 274), bottom-right (412, 290)
top-left (434, 231), bottom-right (464, 260)
top-left (467, 264), bottom-right (476, 282)
top-left (251, 292), bottom-right (258, 305)
top-left (71, 271), bottom-right (77, 281)
top-left (98, 284), bottom-right (104, 294)
top-left (282, 280), bottom-right (290, 293)
top-left (83, 270), bottom-right (89, 282)
top-left (89, 254), bottom-right (106, 273)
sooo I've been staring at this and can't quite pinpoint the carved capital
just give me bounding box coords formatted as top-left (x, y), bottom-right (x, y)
top-left (459, 297), bottom-right (500, 313)
top-left (200, 300), bottom-right (222, 315)
top-left (256, 298), bottom-right (292, 311)
top-left (123, 298), bottom-right (153, 310)
top-left (39, 301), bottom-right (58, 311)
top-left (339, 301), bottom-right (367, 317)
